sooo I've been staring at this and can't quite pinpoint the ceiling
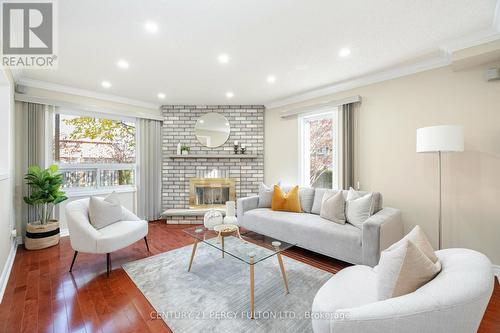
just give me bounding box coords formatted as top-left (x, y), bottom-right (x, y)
top-left (15, 0), bottom-right (499, 107)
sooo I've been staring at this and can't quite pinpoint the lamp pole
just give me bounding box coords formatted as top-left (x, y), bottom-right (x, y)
top-left (438, 151), bottom-right (442, 250)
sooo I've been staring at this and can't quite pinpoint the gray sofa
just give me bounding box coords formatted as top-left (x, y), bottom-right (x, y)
top-left (236, 189), bottom-right (403, 266)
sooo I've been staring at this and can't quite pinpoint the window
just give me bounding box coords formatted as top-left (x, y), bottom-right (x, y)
top-left (299, 110), bottom-right (338, 189)
top-left (54, 112), bottom-right (136, 190)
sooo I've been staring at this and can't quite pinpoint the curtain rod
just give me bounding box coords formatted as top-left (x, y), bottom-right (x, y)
top-left (280, 95), bottom-right (361, 119)
top-left (14, 93), bottom-right (164, 121)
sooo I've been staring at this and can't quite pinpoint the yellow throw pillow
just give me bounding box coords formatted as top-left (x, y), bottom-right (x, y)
top-left (271, 185), bottom-right (302, 213)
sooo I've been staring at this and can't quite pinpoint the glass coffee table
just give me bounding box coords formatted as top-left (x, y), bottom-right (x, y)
top-left (183, 225), bottom-right (295, 319)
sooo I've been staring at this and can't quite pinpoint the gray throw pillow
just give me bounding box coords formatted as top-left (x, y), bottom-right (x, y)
top-left (258, 183), bottom-right (275, 208)
top-left (311, 188), bottom-right (340, 214)
top-left (88, 192), bottom-right (122, 229)
top-left (345, 188), bottom-right (375, 228)
top-left (320, 191), bottom-right (346, 224)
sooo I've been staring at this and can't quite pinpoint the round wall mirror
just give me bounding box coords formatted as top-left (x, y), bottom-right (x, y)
top-left (195, 113), bottom-right (231, 148)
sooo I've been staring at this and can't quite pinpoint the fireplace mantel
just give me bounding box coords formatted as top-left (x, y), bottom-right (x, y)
top-left (166, 154), bottom-right (259, 159)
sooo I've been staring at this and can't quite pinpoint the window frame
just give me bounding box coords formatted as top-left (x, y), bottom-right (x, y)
top-left (52, 109), bottom-right (137, 196)
top-left (298, 109), bottom-right (340, 189)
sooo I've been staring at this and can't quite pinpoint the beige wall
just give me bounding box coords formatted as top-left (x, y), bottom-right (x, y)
top-left (265, 62), bottom-right (500, 265)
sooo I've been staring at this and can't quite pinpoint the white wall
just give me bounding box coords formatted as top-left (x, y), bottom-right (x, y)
top-left (0, 67), bottom-right (16, 301)
top-left (265, 61), bottom-right (500, 265)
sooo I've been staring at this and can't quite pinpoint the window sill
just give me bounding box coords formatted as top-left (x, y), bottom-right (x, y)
top-left (64, 186), bottom-right (137, 198)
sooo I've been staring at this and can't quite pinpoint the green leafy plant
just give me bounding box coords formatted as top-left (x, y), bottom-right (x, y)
top-left (181, 145), bottom-right (190, 152)
top-left (23, 165), bottom-right (68, 225)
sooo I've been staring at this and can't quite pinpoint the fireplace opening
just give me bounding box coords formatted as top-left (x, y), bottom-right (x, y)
top-left (189, 178), bottom-right (236, 208)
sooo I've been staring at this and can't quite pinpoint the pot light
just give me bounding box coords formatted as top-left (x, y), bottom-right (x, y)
top-left (225, 91), bottom-right (234, 99)
top-left (144, 21), bottom-right (159, 34)
top-left (116, 59), bottom-right (129, 69)
top-left (266, 75), bottom-right (276, 83)
top-left (218, 54), bottom-right (230, 64)
top-left (101, 81), bottom-right (111, 88)
top-left (338, 47), bottom-right (351, 58)
top-left (157, 92), bottom-right (166, 99)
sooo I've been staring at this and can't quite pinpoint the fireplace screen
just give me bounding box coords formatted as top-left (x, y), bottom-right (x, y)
top-left (189, 178), bottom-right (236, 208)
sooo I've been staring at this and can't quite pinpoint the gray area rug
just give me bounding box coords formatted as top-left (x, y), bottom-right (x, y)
top-left (122, 236), bottom-right (332, 333)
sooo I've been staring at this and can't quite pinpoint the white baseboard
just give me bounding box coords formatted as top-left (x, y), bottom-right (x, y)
top-left (0, 238), bottom-right (17, 303)
top-left (16, 227), bottom-right (69, 244)
top-left (493, 264), bottom-right (500, 283)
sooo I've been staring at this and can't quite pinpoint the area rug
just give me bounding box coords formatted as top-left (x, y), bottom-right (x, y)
top-left (122, 236), bottom-right (333, 333)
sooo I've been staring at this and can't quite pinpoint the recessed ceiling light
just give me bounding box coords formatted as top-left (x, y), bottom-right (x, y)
top-left (101, 81), bottom-right (111, 88)
top-left (338, 47), bottom-right (351, 58)
top-left (218, 54), bottom-right (230, 64)
top-left (144, 21), bottom-right (159, 34)
top-left (116, 59), bottom-right (129, 69)
top-left (266, 75), bottom-right (276, 83)
top-left (225, 91), bottom-right (234, 99)
top-left (157, 92), bottom-right (166, 99)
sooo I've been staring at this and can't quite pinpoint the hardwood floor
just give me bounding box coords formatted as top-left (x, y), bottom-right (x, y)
top-left (0, 222), bottom-right (498, 333)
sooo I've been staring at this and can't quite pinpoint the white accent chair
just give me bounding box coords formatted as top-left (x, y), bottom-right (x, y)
top-left (66, 198), bottom-right (149, 276)
top-left (312, 248), bottom-right (494, 333)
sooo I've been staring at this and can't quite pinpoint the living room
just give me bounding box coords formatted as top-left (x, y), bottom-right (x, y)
top-left (0, 1), bottom-right (499, 332)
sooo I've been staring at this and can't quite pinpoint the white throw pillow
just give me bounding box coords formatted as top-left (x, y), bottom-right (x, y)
top-left (88, 192), bottom-right (123, 229)
top-left (376, 240), bottom-right (441, 300)
top-left (387, 225), bottom-right (439, 263)
top-left (320, 191), bottom-right (346, 224)
top-left (345, 188), bottom-right (375, 228)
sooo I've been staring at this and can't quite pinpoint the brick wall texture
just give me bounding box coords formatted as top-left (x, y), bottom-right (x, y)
top-left (161, 105), bottom-right (265, 223)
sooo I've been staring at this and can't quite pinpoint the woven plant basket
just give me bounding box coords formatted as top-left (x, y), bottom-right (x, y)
top-left (25, 220), bottom-right (60, 250)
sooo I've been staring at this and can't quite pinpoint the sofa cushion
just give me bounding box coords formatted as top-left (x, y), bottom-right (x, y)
top-left (312, 188), bottom-right (383, 215)
top-left (320, 190), bottom-right (346, 224)
top-left (376, 240), bottom-right (441, 300)
top-left (88, 192), bottom-right (122, 229)
top-left (257, 183), bottom-right (275, 208)
top-left (241, 208), bottom-right (362, 263)
top-left (271, 185), bottom-right (302, 212)
top-left (281, 185), bottom-right (315, 213)
top-left (346, 190), bottom-right (375, 228)
top-left (387, 225), bottom-right (438, 263)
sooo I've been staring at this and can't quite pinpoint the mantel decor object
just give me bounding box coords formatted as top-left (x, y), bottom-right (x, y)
top-left (416, 125), bottom-right (464, 250)
top-left (233, 140), bottom-right (240, 154)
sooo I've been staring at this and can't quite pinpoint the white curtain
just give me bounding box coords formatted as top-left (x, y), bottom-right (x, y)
top-left (136, 118), bottom-right (162, 220)
top-left (18, 102), bottom-right (55, 226)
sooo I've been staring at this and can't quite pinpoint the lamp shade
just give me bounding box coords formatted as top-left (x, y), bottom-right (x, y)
top-left (416, 125), bottom-right (464, 153)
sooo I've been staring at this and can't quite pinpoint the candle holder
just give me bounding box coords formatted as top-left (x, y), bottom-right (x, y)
top-left (233, 144), bottom-right (240, 154)
top-left (240, 146), bottom-right (247, 154)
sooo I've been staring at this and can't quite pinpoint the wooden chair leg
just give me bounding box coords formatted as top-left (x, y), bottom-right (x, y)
top-left (69, 251), bottom-right (78, 272)
top-left (144, 236), bottom-right (150, 252)
top-left (106, 253), bottom-right (110, 277)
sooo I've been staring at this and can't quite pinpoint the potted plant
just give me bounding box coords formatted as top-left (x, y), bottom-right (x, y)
top-left (23, 165), bottom-right (68, 250)
top-left (181, 145), bottom-right (190, 155)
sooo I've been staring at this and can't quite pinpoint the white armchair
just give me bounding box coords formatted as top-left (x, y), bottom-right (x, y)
top-left (65, 198), bottom-right (149, 276)
top-left (312, 248), bottom-right (494, 333)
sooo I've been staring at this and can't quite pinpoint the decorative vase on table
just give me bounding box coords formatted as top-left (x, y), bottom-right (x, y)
top-left (23, 165), bottom-right (68, 250)
top-left (223, 201), bottom-right (238, 224)
top-left (204, 209), bottom-right (223, 230)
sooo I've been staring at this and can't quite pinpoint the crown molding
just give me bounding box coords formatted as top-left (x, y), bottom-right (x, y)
top-left (265, 55), bottom-right (450, 109)
top-left (15, 78), bottom-right (160, 110)
top-left (265, 28), bottom-right (500, 110)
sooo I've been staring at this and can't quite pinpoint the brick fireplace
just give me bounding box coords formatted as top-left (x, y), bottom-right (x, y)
top-left (161, 105), bottom-right (264, 224)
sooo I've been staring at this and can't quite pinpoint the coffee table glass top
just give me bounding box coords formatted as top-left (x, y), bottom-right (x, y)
top-left (183, 226), bottom-right (295, 265)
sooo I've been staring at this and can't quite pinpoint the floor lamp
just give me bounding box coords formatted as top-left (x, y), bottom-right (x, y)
top-left (416, 125), bottom-right (464, 250)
